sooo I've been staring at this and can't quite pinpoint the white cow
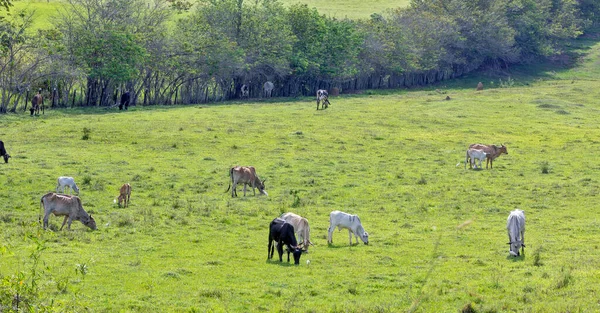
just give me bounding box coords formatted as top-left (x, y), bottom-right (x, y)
top-left (241, 84), bottom-right (249, 98)
top-left (465, 148), bottom-right (487, 169)
top-left (507, 209), bottom-right (526, 257)
top-left (56, 176), bottom-right (80, 195)
top-left (263, 81), bottom-right (274, 98)
top-left (328, 210), bottom-right (369, 245)
top-left (280, 212), bottom-right (313, 250)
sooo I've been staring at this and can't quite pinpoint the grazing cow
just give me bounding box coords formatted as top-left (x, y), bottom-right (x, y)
top-left (41, 192), bottom-right (96, 230)
top-left (117, 183), bottom-right (131, 207)
top-left (119, 91), bottom-right (131, 110)
top-left (0, 140), bottom-right (10, 163)
top-left (506, 209), bottom-right (525, 257)
top-left (316, 89), bottom-right (330, 110)
top-left (225, 166), bottom-right (267, 197)
top-left (263, 81), bottom-right (274, 98)
top-left (31, 93), bottom-right (43, 116)
top-left (268, 218), bottom-right (303, 265)
top-left (465, 148), bottom-right (487, 169)
top-left (56, 176), bottom-right (80, 195)
top-left (280, 212), bottom-right (313, 250)
top-left (468, 144), bottom-right (508, 169)
top-left (241, 84), bottom-right (249, 98)
top-left (328, 210), bottom-right (369, 245)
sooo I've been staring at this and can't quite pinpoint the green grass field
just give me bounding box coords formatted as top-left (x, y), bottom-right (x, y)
top-left (1, 35), bottom-right (600, 311)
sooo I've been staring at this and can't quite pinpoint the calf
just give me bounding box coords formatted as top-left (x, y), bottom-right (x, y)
top-left (280, 212), bottom-right (313, 250)
top-left (465, 148), bottom-right (487, 169)
top-left (56, 176), bottom-right (80, 195)
top-left (117, 183), bottom-right (131, 207)
top-left (41, 192), bottom-right (96, 230)
top-left (316, 89), bottom-right (330, 110)
top-left (0, 140), bottom-right (10, 163)
top-left (225, 166), bottom-right (267, 197)
top-left (507, 209), bottom-right (525, 257)
top-left (268, 218), bottom-right (303, 265)
top-left (328, 210), bottom-right (369, 245)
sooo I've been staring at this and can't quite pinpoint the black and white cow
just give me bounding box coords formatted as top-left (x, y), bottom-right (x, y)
top-left (0, 140), bottom-right (10, 163)
top-left (268, 218), bottom-right (303, 265)
top-left (316, 89), bottom-right (330, 110)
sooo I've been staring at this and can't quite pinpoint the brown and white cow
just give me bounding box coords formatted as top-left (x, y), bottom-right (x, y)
top-left (316, 89), bottom-right (330, 110)
top-left (31, 92), bottom-right (43, 116)
top-left (280, 212), bottom-right (313, 251)
top-left (118, 183), bottom-right (131, 207)
top-left (225, 166), bottom-right (267, 197)
top-left (40, 192), bottom-right (96, 230)
top-left (468, 144), bottom-right (508, 169)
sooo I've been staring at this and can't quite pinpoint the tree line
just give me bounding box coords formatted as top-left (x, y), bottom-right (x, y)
top-left (0, 0), bottom-right (598, 112)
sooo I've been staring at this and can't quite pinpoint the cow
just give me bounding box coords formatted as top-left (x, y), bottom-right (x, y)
top-left (0, 140), bottom-right (10, 163)
top-left (119, 91), bottom-right (131, 110)
top-left (507, 209), bottom-right (525, 257)
top-left (225, 166), bottom-right (267, 197)
top-left (465, 148), bottom-right (487, 169)
top-left (241, 84), bottom-right (249, 99)
top-left (56, 176), bottom-right (80, 195)
top-left (40, 192), bottom-right (96, 230)
top-left (268, 217), bottom-right (303, 265)
top-left (316, 89), bottom-right (330, 110)
top-left (31, 92), bottom-right (43, 116)
top-left (117, 183), bottom-right (131, 207)
top-left (280, 212), bottom-right (313, 250)
top-left (328, 210), bottom-right (369, 245)
top-left (476, 82), bottom-right (484, 91)
top-left (468, 144), bottom-right (508, 169)
top-left (263, 81), bottom-right (274, 98)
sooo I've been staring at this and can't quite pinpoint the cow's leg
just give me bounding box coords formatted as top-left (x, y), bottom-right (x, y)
top-left (243, 184), bottom-right (247, 196)
top-left (60, 216), bottom-right (69, 230)
top-left (268, 240), bottom-right (273, 260)
top-left (43, 212), bottom-right (51, 229)
top-left (277, 241), bottom-right (284, 262)
top-left (231, 181), bottom-right (237, 197)
top-left (327, 225), bottom-right (334, 243)
top-left (348, 230), bottom-right (353, 245)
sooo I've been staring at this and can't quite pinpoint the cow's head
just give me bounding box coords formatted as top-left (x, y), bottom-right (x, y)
top-left (73, 184), bottom-right (80, 195)
top-left (292, 247), bottom-right (303, 265)
top-left (257, 179), bottom-right (267, 196)
top-left (507, 241), bottom-right (522, 257)
top-left (360, 232), bottom-right (369, 245)
top-left (2, 153), bottom-right (10, 163)
top-left (500, 145), bottom-right (508, 155)
top-left (84, 215), bottom-right (97, 230)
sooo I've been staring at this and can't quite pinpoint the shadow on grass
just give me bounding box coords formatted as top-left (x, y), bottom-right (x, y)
top-left (265, 259), bottom-right (299, 267)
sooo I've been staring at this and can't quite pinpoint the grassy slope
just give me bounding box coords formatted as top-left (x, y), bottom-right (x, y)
top-left (1, 37), bottom-right (600, 312)
top-left (279, 0), bottom-right (411, 19)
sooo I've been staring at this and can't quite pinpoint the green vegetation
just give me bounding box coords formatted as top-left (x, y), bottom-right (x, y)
top-left (279, 0), bottom-right (410, 19)
top-left (1, 35), bottom-right (600, 310)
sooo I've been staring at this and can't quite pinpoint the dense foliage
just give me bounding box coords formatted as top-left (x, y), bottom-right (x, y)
top-left (0, 0), bottom-right (597, 111)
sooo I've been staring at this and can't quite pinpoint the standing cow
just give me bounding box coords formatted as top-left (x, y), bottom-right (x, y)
top-left (41, 193), bottom-right (96, 230)
top-left (225, 166), bottom-right (267, 197)
top-left (240, 84), bottom-right (249, 99)
top-left (468, 144), bottom-right (508, 169)
top-left (328, 210), bottom-right (369, 245)
top-left (280, 212), bottom-right (313, 250)
top-left (119, 91), bottom-right (131, 110)
top-left (465, 148), bottom-right (487, 169)
top-left (31, 92), bottom-right (43, 116)
top-left (0, 140), bottom-right (10, 163)
top-left (56, 176), bottom-right (80, 195)
top-left (117, 183), bottom-right (131, 207)
top-left (268, 218), bottom-right (303, 265)
top-left (316, 89), bottom-right (330, 110)
top-left (263, 81), bottom-right (274, 98)
top-left (507, 209), bottom-right (525, 257)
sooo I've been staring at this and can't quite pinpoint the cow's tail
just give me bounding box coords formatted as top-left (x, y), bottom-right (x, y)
top-left (39, 195), bottom-right (45, 226)
top-left (465, 150), bottom-right (469, 169)
top-left (225, 167), bottom-right (233, 193)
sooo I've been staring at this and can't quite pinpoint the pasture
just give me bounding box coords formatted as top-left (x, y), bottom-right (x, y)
top-left (2, 39), bottom-right (600, 313)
